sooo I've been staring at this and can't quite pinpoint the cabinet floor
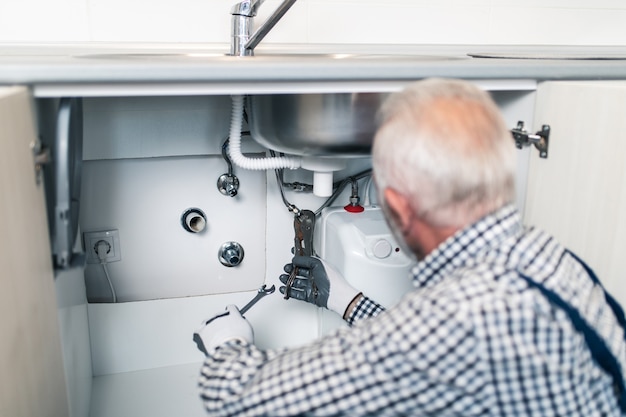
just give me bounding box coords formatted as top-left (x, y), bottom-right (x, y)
top-left (90, 362), bottom-right (206, 417)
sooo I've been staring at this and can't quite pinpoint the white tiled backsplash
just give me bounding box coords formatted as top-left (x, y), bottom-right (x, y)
top-left (1, 0), bottom-right (625, 45)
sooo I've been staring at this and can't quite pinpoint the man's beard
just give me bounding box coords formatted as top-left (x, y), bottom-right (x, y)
top-left (378, 196), bottom-right (421, 262)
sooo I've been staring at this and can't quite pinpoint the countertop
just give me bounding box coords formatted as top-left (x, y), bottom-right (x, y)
top-left (2, 42), bottom-right (626, 96)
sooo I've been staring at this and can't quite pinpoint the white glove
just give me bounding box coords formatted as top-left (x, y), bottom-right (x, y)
top-left (193, 304), bottom-right (253, 355)
top-left (279, 256), bottom-right (361, 317)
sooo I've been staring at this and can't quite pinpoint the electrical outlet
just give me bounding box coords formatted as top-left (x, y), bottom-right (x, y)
top-left (84, 229), bottom-right (121, 264)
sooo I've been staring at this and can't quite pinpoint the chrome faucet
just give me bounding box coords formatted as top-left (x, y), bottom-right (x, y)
top-left (230, 0), bottom-right (298, 56)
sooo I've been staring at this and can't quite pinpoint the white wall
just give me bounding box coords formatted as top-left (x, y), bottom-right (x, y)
top-left (1, 0), bottom-right (626, 45)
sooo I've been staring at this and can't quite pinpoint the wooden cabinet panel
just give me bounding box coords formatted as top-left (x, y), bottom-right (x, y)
top-left (525, 81), bottom-right (626, 307)
top-left (0, 87), bottom-right (69, 417)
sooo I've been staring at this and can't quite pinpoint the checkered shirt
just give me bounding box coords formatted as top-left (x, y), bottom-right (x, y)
top-left (199, 204), bottom-right (626, 416)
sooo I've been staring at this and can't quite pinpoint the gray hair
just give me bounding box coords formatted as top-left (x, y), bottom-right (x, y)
top-left (372, 78), bottom-right (516, 228)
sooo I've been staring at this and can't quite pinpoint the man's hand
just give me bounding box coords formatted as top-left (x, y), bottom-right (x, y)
top-left (279, 256), bottom-right (361, 317)
top-left (193, 305), bottom-right (253, 356)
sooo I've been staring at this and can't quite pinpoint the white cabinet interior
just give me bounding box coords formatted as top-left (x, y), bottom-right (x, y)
top-left (80, 85), bottom-right (537, 417)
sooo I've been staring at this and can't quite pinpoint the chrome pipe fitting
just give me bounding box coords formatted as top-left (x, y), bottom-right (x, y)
top-left (218, 241), bottom-right (245, 267)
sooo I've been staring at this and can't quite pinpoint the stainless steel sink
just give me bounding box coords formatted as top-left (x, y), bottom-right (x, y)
top-left (75, 52), bottom-right (463, 61)
top-left (247, 92), bottom-right (387, 157)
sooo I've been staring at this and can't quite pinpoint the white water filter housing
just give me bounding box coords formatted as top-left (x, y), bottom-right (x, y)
top-left (316, 206), bottom-right (415, 336)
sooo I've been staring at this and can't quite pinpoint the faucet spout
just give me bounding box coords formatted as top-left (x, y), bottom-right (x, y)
top-left (244, 0), bottom-right (298, 52)
top-left (230, 0), bottom-right (298, 56)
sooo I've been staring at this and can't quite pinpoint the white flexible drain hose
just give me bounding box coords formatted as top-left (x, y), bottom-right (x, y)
top-left (229, 95), bottom-right (302, 170)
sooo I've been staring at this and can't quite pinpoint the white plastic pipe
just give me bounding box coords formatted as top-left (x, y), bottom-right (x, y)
top-left (301, 157), bottom-right (347, 197)
top-left (313, 171), bottom-right (333, 197)
top-left (229, 95), bottom-right (302, 170)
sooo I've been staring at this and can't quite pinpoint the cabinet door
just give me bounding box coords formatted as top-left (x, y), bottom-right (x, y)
top-left (524, 81), bottom-right (626, 307)
top-left (0, 87), bottom-right (69, 417)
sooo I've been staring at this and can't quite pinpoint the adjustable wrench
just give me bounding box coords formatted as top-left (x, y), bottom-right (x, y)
top-left (239, 284), bottom-right (275, 315)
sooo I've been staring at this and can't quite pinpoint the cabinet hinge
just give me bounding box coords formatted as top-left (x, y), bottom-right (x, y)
top-left (511, 121), bottom-right (550, 159)
top-left (31, 140), bottom-right (50, 184)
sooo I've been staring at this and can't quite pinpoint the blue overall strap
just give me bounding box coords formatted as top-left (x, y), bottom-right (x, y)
top-left (566, 249), bottom-right (626, 332)
top-left (517, 258), bottom-right (626, 412)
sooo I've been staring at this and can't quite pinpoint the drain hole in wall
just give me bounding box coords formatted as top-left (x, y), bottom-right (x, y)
top-left (181, 208), bottom-right (207, 233)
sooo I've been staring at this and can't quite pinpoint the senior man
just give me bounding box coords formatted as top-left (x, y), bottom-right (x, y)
top-left (194, 78), bottom-right (626, 416)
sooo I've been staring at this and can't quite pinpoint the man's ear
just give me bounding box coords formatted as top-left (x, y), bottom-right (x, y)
top-left (383, 188), bottom-right (415, 233)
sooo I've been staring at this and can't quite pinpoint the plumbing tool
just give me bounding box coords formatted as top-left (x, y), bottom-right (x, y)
top-left (293, 209), bottom-right (315, 257)
top-left (200, 284), bottom-right (275, 324)
top-left (284, 210), bottom-right (315, 299)
top-left (239, 284), bottom-right (276, 315)
top-left (193, 284), bottom-right (276, 355)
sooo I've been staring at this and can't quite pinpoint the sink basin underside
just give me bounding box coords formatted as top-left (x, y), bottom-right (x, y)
top-left (248, 93), bottom-right (387, 157)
